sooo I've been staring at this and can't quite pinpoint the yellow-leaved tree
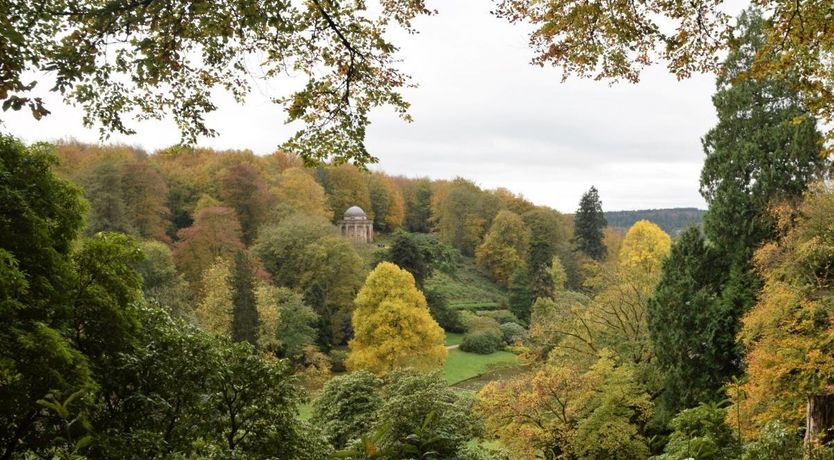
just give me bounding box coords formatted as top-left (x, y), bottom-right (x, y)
top-left (272, 167), bottom-right (332, 219)
top-left (347, 262), bottom-right (447, 374)
top-left (478, 220), bottom-right (670, 459)
top-left (730, 184), bottom-right (834, 445)
top-left (195, 258), bottom-right (234, 337)
top-left (619, 219), bottom-right (671, 273)
top-left (475, 210), bottom-right (530, 286)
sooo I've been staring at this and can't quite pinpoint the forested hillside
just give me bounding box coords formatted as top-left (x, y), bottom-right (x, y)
top-left (605, 208), bottom-right (706, 236)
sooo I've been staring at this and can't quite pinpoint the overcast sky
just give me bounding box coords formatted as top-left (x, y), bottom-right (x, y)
top-left (2, 0), bottom-right (720, 213)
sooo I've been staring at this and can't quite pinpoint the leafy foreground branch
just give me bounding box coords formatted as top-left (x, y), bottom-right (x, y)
top-left (1, 0), bottom-right (432, 165)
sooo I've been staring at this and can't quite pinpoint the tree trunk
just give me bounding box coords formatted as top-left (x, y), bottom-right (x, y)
top-left (805, 393), bottom-right (834, 449)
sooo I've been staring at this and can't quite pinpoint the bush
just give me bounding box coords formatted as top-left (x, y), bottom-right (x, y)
top-left (654, 403), bottom-right (739, 460)
top-left (330, 369), bottom-right (482, 458)
top-left (460, 329), bottom-right (504, 354)
top-left (499, 322), bottom-right (526, 344)
top-left (328, 349), bottom-right (348, 372)
top-left (457, 443), bottom-right (512, 460)
top-left (741, 421), bottom-right (801, 460)
top-left (483, 309), bottom-right (520, 324)
top-left (311, 371), bottom-right (383, 449)
top-left (461, 313), bottom-right (501, 334)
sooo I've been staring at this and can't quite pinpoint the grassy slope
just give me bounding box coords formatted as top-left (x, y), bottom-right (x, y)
top-left (425, 255), bottom-right (507, 310)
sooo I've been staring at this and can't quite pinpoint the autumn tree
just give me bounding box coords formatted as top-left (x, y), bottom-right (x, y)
top-left (323, 164), bottom-right (371, 221)
top-left (272, 167), bottom-right (332, 219)
top-left (82, 160), bottom-right (133, 235)
top-left (195, 258), bottom-right (234, 337)
top-left (731, 185), bottom-right (834, 445)
top-left (494, 187), bottom-right (535, 215)
top-left (368, 173), bottom-right (405, 232)
top-left (347, 262), bottom-right (446, 374)
top-left (220, 163), bottom-right (272, 244)
top-left (120, 162), bottom-right (171, 241)
top-left (434, 178), bottom-right (503, 256)
top-left (550, 257), bottom-right (567, 293)
top-left (476, 210), bottom-right (530, 286)
top-left (550, 221), bottom-right (670, 370)
top-left (573, 186), bottom-right (607, 261)
top-left (174, 206), bottom-right (245, 287)
top-left (478, 352), bottom-right (652, 460)
top-left (495, 0), bottom-right (834, 147)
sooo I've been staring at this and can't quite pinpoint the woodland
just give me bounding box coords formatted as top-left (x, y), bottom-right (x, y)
top-left (3, 1), bottom-right (834, 460)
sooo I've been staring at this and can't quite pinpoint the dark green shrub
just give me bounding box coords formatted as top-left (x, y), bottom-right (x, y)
top-left (654, 402), bottom-right (739, 460)
top-left (311, 371), bottom-right (383, 449)
top-left (460, 329), bottom-right (503, 354)
top-left (328, 348), bottom-right (348, 372)
top-left (499, 322), bottom-right (526, 344)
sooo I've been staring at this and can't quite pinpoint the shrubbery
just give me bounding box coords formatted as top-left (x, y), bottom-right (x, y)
top-left (499, 322), bottom-right (526, 344)
top-left (312, 369), bottom-right (482, 457)
top-left (482, 309), bottom-right (520, 324)
top-left (329, 348), bottom-right (348, 372)
top-left (460, 311), bottom-right (501, 333)
top-left (460, 328), bottom-right (504, 354)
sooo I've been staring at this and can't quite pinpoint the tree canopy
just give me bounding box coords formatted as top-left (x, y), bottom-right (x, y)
top-left (347, 262), bottom-right (446, 374)
top-left (3, 0), bottom-right (432, 165)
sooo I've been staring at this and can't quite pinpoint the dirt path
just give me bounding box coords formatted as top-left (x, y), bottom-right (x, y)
top-left (446, 344), bottom-right (459, 350)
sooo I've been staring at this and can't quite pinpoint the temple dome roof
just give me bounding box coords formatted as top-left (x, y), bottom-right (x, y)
top-left (344, 206), bottom-right (367, 218)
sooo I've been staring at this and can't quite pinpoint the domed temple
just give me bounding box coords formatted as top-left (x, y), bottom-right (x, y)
top-left (339, 206), bottom-right (373, 244)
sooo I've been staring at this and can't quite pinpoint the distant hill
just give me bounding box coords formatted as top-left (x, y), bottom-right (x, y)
top-left (605, 208), bottom-right (706, 236)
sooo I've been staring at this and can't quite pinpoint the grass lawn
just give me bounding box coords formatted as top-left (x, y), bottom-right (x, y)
top-left (445, 332), bottom-right (464, 346)
top-left (442, 348), bottom-right (519, 385)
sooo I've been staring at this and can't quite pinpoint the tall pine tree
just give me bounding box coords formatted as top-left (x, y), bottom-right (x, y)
top-left (648, 9), bottom-right (828, 418)
top-left (647, 227), bottom-right (735, 418)
top-left (572, 186), bottom-right (607, 261)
